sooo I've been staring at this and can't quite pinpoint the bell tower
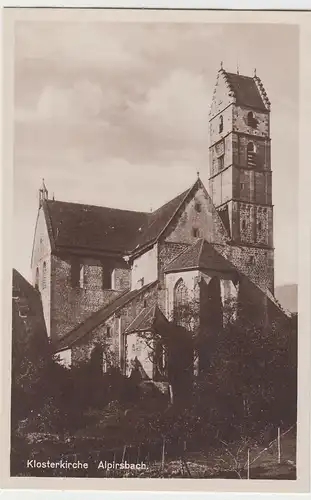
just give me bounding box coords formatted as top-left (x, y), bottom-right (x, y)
top-left (209, 66), bottom-right (274, 292)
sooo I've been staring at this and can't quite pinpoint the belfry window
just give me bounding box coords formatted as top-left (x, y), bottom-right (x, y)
top-left (247, 142), bottom-right (257, 168)
top-left (219, 115), bottom-right (223, 133)
top-left (192, 227), bottom-right (200, 238)
top-left (247, 111), bottom-right (257, 128)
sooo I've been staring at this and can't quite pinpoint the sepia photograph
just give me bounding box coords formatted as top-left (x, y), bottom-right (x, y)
top-left (2, 8), bottom-right (306, 490)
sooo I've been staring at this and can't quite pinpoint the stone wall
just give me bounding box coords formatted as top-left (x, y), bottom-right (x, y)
top-left (233, 106), bottom-right (269, 138)
top-left (214, 242), bottom-right (274, 292)
top-left (70, 283), bottom-right (159, 376)
top-left (164, 186), bottom-right (228, 246)
top-left (50, 254), bottom-right (122, 341)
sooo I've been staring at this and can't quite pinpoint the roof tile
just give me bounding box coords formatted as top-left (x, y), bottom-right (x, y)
top-left (164, 238), bottom-right (236, 274)
top-left (224, 71), bottom-right (268, 111)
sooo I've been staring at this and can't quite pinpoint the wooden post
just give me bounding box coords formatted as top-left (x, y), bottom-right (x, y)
top-left (278, 427), bottom-right (281, 464)
top-left (247, 449), bottom-right (250, 479)
top-left (161, 437), bottom-right (166, 469)
top-left (122, 444), bottom-right (127, 462)
top-left (169, 385), bottom-right (174, 405)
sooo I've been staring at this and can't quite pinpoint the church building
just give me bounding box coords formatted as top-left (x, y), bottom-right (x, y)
top-left (30, 67), bottom-right (289, 385)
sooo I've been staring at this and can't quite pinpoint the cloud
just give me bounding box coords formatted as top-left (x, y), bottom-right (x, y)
top-left (33, 80), bottom-right (104, 121)
top-left (131, 69), bottom-right (210, 146)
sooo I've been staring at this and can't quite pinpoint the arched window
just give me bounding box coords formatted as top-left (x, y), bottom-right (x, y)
top-left (219, 115), bottom-right (223, 133)
top-left (194, 201), bottom-right (201, 213)
top-left (173, 278), bottom-right (188, 325)
top-left (247, 142), bottom-right (257, 167)
top-left (35, 267), bottom-right (39, 290)
top-left (247, 111), bottom-right (257, 128)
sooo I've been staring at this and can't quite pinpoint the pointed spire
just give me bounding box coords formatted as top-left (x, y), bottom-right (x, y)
top-left (254, 67), bottom-right (257, 77)
top-left (39, 178), bottom-right (48, 208)
top-left (197, 171), bottom-right (200, 179)
top-left (220, 61), bottom-right (223, 70)
top-left (237, 62), bottom-right (240, 75)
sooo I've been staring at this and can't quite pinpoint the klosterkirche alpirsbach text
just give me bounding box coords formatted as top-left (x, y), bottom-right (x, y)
top-left (28, 68), bottom-right (290, 396)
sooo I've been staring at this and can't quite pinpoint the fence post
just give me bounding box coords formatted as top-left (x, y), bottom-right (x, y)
top-left (161, 437), bottom-right (166, 470)
top-left (278, 427), bottom-right (281, 464)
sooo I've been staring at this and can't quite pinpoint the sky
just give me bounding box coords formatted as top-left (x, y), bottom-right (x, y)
top-left (13, 21), bottom-right (299, 286)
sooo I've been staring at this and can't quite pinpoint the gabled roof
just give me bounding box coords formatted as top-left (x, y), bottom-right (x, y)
top-left (130, 186), bottom-right (191, 252)
top-left (164, 238), bottom-right (236, 275)
top-left (42, 178), bottom-right (221, 256)
top-left (222, 70), bottom-right (269, 111)
top-left (44, 199), bottom-right (148, 254)
top-left (126, 304), bottom-right (170, 335)
top-left (54, 281), bottom-right (158, 352)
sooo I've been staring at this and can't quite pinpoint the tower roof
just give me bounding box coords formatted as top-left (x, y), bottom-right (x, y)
top-left (221, 69), bottom-right (270, 111)
top-left (164, 238), bottom-right (237, 276)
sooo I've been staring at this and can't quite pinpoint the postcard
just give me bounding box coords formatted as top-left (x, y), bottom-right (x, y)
top-left (1, 7), bottom-right (310, 493)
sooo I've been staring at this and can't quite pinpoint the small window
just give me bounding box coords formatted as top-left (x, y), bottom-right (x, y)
top-left (35, 267), bottom-right (39, 290)
top-left (143, 299), bottom-right (147, 308)
top-left (249, 255), bottom-right (255, 265)
top-left (106, 326), bottom-right (111, 337)
top-left (194, 201), bottom-right (202, 213)
top-left (42, 261), bottom-right (47, 289)
top-left (258, 221), bottom-right (262, 231)
top-left (247, 111), bottom-right (257, 129)
top-left (137, 277), bottom-right (145, 288)
top-left (71, 260), bottom-right (81, 288)
top-left (219, 115), bottom-right (223, 133)
top-left (247, 142), bottom-right (256, 167)
top-left (242, 220), bottom-right (246, 230)
top-left (218, 155), bottom-right (224, 170)
top-left (102, 267), bottom-right (112, 289)
top-left (240, 182), bottom-right (245, 191)
top-left (192, 227), bottom-right (200, 238)
top-left (79, 265), bottom-right (85, 289)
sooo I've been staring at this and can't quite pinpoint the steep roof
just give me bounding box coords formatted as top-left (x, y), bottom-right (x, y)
top-left (222, 70), bottom-right (269, 111)
top-left (55, 281), bottom-right (158, 351)
top-left (44, 200), bottom-right (148, 254)
top-left (126, 304), bottom-right (170, 335)
top-left (43, 178), bottom-right (211, 256)
top-left (130, 185), bottom-right (192, 251)
top-left (164, 238), bottom-right (237, 275)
